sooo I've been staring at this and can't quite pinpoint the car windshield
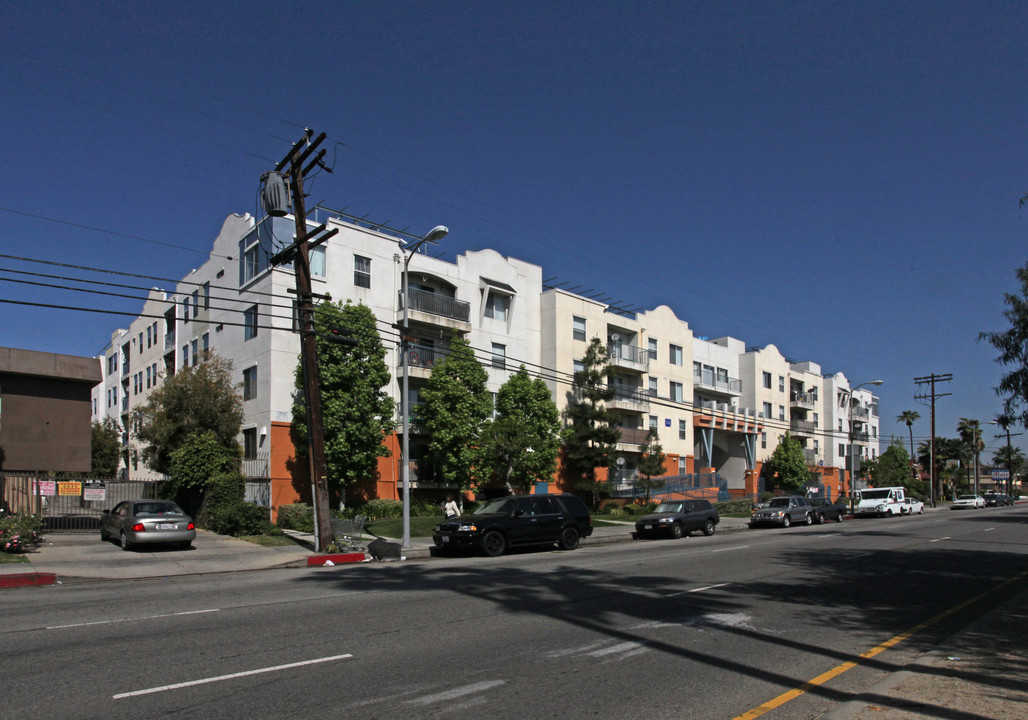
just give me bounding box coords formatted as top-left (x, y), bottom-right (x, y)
top-left (133, 502), bottom-right (184, 516)
top-left (654, 502), bottom-right (683, 513)
top-left (768, 498), bottom-right (791, 508)
top-left (860, 490), bottom-right (891, 500)
top-left (957, 495), bottom-right (977, 501)
top-left (477, 498), bottom-right (516, 515)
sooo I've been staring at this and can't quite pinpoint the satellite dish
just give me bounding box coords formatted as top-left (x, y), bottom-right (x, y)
top-left (611, 333), bottom-right (621, 342)
top-left (616, 457), bottom-right (625, 466)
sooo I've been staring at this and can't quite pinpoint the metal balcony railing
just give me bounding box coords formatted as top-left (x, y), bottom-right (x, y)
top-left (617, 427), bottom-right (652, 445)
top-left (852, 406), bottom-right (870, 421)
top-left (791, 419), bottom-right (816, 435)
top-left (164, 333), bottom-right (176, 351)
top-left (693, 369), bottom-right (741, 394)
top-left (400, 288), bottom-right (471, 323)
top-left (404, 342), bottom-right (444, 370)
top-left (791, 391), bottom-right (816, 409)
top-left (608, 343), bottom-right (650, 371)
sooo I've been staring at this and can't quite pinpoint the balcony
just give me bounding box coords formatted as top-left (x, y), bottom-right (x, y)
top-left (400, 288), bottom-right (471, 330)
top-left (803, 448), bottom-right (819, 465)
top-left (694, 400), bottom-right (762, 433)
top-left (616, 426), bottom-right (652, 448)
top-left (790, 419), bottom-right (815, 437)
top-left (608, 387), bottom-right (650, 413)
top-left (401, 342), bottom-right (445, 380)
top-left (693, 368), bottom-right (741, 395)
top-left (790, 391), bottom-right (816, 410)
top-left (607, 343), bottom-right (649, 373)
top-left (851, 430), bottom-right (870, 443)
top-left (396, 401), bottom-right (427, 433)
top-left (852, 406), bottom-right (870, 421)
top-left (164, 333), bottom-right (176, 351)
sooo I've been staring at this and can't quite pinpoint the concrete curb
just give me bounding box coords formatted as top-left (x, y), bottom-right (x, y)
top-left (0, 571), bottom-right (57, 588)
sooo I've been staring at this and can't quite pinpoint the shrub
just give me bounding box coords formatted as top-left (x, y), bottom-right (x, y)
top-left (207, 502), bottom-right (270, 537)
top-left (715, 498), bottom-right (754, 514)
top-left (412, 499), bottom-right (445, 517)
top-left (276, 503), bottom-right (315, 532)
top-left (365, 499), bottom-right (403, 520)
top-left (0, 512), bottom-right (44, 554)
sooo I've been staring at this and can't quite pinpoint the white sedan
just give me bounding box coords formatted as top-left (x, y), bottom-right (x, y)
top-left (901, 498), bottom-right (925, 514)
top-left (950, 494), bottom-right (986, 510)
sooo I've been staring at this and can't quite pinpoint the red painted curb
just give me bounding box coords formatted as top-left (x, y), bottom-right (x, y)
top-left (0, 572), bottom-right (57, 588)
top-left (307, 553), bottom-right (366, 566)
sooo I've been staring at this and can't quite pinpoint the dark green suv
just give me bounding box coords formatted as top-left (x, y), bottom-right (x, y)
top-left (432, 493), bottom-right (593, 557)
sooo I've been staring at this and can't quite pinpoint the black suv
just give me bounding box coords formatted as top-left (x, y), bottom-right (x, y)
top-left (633, 499), bottom-right (719, 539)
top-left (432, 493), bottom-right (593, 557)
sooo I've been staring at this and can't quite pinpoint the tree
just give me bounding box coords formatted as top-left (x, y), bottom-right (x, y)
top-left (167, 430), bottom-right (239, 515)
top-left (563, 337), bottom-right (621, 505)
top-left (136, 354), bottom-right (243, 476)
top-left (896, 410), bottom-right (920, 479)
top-left (918, 436), bottom-right (968, 497)
top-left (635, 429), bottom-right (668, 503)
top-left (980, 262), bottom-right (1028, 428)
top-left (91, 418), bottom-right (123, 478)
top-left (863, 440), bottom-right (923, 495)
top-left (957, 418), bottom-right (984, 490)
top-left (420, 333), bottom-right (492, 492)
top-left (476, 366), bottom-right (564, 494)
top-left (992, 444), bottom-right (1025, 477)
top-left (291, 300), bottom-right (394, 499)
top-left (762, 432), bottom-right (808, 493)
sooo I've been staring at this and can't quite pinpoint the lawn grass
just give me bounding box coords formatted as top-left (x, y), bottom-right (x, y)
top-left (237, 533), bottom-right (308, 548)
top-left (0, 553), bottom-right (29, 564)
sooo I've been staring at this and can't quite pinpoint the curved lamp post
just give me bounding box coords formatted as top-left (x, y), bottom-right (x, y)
top-left (400, 225), bottom-right (448, 549)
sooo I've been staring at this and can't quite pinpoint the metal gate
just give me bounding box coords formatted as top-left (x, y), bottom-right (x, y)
top-left (1, 472), bottom-right (161, 533)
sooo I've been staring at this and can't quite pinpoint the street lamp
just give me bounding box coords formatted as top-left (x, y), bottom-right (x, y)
top-left (400, 225), bottom-right (448, 550)
top-left (848, 380), bottom-right (883, 509)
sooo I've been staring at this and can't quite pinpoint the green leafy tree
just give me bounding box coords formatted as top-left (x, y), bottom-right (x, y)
top-left (918, 436), bottom-right (968, 496)
top-left (420, 333), bottom-right (491, 492)
top-left (896, 410), bottom-right (920, 479)
top-left (863, 440), bottom-right (923, 495)
top-left (292, 300), bottom-right (394, 497)
top-left (136, 354), bottom-right (243, 476)
top-left (980, 262), bottom-right (1028, 428)
top-left (91, 418), bottom-right (123, 478)
top-left (957, 418), bottom-right (984, 489)
top-left (167, 430), bottom-right (239, 515)
top-left (476, 366), bottom-right (564, 494)
top-left (635, 429), bottom-right (668, 502)
top-left (762, 432), bottom-right (808, 493)
top-left (563, 337), bottom-right (621, 505)
top-left (992, 444), bottom-right (1025, 476)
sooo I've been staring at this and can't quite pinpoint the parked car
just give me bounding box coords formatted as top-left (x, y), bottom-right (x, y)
top-left (633, 499), bottom-right (719, 539)
top-left (432, 493), bottom-right (593, 557)
top-left (900, 497), bottom-right (925, 514)
top-left (809, 498), bottom-right (846, 523)
top-left (950, 494), bottom-right (986, 510)
top-left (983, 493), bottom-right (1013, 507)
top-left (100, 499), bottom-right (196, 551)
top-left (749, 496), bottom-right (814, 528)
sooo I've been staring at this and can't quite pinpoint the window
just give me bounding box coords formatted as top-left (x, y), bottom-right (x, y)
top-left (572, 316), bottom-right (586, 342)
top-left (761, 432), bottom-right (767, 449)
top-left (146, 325), bottom-right (152, 349)
top-left (648, 377), bottom-right (658, 397)
top-left (243, 428), bottom-right (258, 460)
top-left (138, 332), bottom-right (143, 348)
top-left (839, 443), bottom-right (846, 457)
top-left (146, 366), bottom-right (151, 389)
top-left (202, 333), bottom-right (209, 357)
top-left (648, 338), bottom-right (658, 360)
top-left (107, 354), bottom-right (117, 374)
top-left (309, 246), bottom-right (326, 278)
top-left (670, 381), bottom-right (683, 403)
top-left (151, 363), bottom-right (158, 385)
top-left (182, 344), bottom-right (189, 368)
top-left (573, 359), bottom-right (585, 375)
top-left (244, 304), bottom-right (258, 340)
top-left (354, 255), bottom-right (371, 288)
top-left (485, 292), bottom-right (510, 321)
top-left (182, 297), bottom-right (190, 324)
top-left (243, 243), bottom-right (260, 283)
top-left (779, 375), bottom-right (785, 392)
top-left (762, 402), bottom-right (772, 418)
top-left (203, 282), bottom-right (210, 310)
top-left (679, 419), bottom-right (687, 440)
top-left (814, 439), bottom-right (819, 453)
top-left (762, 371), bottom-right (771, 389)
top-left (669, 344), bottom-right (683, 366)
top-left (717, 367), bottom-right (728, 384)
top-left (778, 405), bottom-right (785, 421)
top-left (243, 366), bottom-right (257, 401)
top-left (649, 415), bottom-right (658, 430)
top-left (192, 290), bottom-right (200, 318)
top-left (191, 339), bottom-right (199, 366)
top-left (813, 412), bottom-right (819, 427)
top-left (491, 343), bottom-right (506, 370)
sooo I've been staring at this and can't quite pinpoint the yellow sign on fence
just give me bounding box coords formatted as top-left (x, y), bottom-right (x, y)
top-left (58, 481), bottom-right (82, 496)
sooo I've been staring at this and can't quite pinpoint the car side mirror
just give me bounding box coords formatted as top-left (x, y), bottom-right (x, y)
top-left (101, 509), bottom-right (110, 516)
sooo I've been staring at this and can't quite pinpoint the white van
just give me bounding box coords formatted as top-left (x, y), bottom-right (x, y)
top-left (855, 487), bottom-right (907, 517)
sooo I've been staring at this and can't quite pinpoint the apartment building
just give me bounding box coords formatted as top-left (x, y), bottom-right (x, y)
top-left (823, 373), bottom-right (881, 496)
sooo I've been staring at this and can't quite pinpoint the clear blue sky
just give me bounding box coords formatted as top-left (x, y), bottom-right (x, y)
top-left (2, 1), bottom-right (1026, 457)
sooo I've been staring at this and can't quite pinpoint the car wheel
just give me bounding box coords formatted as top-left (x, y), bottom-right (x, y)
top-left (481, 530), bottom-right (506, 557)
top-left (120, 532), bottom-right (131, 551)
top-left (835, 512), bottom-right (844, 522)
top-left (702, 519), bottom-right (716, 536)
top-left (781, 515), bottom-right (791, 528)
top-left (179, 541), bottom-right (192, 550)
top-left (669, 523), bottom-right (684, 540)
top-left (804, 513), bottom-right (813, 526)
top-left (814, 513), bottom-right (824, 525)
top-left (558, 526), bottom-right (581, 551)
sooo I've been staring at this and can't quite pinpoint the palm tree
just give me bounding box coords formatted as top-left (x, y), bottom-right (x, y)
top-left (957, 418), bottom-right (984, 492)
top-left (897, 410), bottom-right (920, 479)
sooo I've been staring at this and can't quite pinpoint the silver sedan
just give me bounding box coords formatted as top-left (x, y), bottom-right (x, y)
top-left (100, 500), bottom-right (196, 550)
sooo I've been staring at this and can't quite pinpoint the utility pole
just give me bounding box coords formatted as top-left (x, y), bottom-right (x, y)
top-left (993, 417), bottom-right (1022, 496)
top-left (265, 130), bottom-right (337, 552)
top-left (914, 373), bottom-right (952, 506)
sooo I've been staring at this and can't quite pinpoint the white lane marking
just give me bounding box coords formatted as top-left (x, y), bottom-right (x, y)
top-left (667, 582), bottom-right (731, 597)
top-left (712, 545), bottom-right (750, 553)
top-left (930, 537), bottom-right (951, 543)
top-left (588, 641), bottom-right (645, 657)
top-left (113, 654), bottom-right (353, 699)
top-left (985, 528), bottom-right (996, 532)
top-left (405, 680), bottom-right (506, 706)
top-left (49, 608), bottom-right (219, 630)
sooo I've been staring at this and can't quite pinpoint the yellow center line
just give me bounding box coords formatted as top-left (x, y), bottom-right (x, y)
top-left (732, 570), bottom-right (1028, 720)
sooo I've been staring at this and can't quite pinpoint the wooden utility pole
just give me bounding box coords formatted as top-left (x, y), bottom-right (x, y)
top-left (914, 373), bottom-right (952, 506)
top-left (267, 130), bottom-right (337, 551)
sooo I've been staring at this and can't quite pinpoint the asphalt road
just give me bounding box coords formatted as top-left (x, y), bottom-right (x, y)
top-left (4, 507), bottom-right (1026, 720)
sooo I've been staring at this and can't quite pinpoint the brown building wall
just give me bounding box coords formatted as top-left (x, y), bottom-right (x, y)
top-left (0, 347), bottom-right (101, 473)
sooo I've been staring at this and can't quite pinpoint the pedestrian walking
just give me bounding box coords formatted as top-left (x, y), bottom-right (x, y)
top-left (444, 495), bottom-right (459, 519)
